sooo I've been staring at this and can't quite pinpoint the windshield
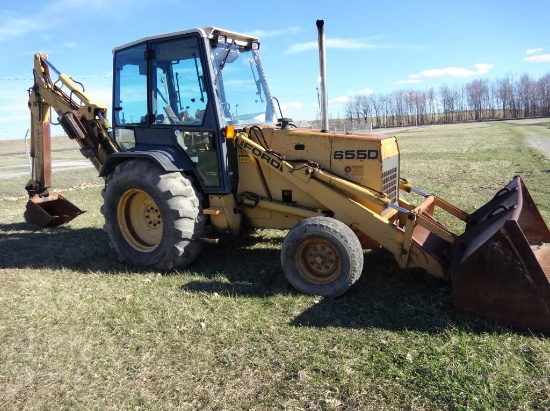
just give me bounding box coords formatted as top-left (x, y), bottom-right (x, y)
top-left (211, 42), bottom-right (276, 127)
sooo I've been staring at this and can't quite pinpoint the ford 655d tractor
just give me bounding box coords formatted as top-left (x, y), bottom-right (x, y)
top-left (25, 24), bottom-right (550, 333)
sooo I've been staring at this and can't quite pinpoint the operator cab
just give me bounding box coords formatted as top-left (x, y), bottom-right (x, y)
top-left (111, 27), bottom-right (276, 193)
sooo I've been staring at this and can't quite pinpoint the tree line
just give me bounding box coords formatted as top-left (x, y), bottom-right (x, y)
top-left (342, 71), bottom-right (550, 129)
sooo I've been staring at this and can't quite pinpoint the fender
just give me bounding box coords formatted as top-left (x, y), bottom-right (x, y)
top-left (99, 145), bottom-right (194, 177)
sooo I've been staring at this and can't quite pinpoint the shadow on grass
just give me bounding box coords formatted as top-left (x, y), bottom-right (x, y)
top-left (182, 244), bottom-right (457, 333)
top-left (180, 233), bottom-right (289, 295)
top-left (1, 222), bottom-right (513, 334)
top-left (183, 242), bottom-right (525, 335)
top-left (290, 266), bottom-right (455, 333)
top-left (0, 222), bottom-right (124, 272)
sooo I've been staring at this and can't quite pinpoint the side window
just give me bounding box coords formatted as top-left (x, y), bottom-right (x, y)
top-left (151, 37), bottom-right (208, 125)
top-left (175, 130), bottom-right (220, 187)
top-left (114, 44), bottom-right (148, 126)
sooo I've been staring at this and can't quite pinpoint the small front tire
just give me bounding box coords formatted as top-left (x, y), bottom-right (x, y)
top-left (281, 217), bottom-right (364, 297)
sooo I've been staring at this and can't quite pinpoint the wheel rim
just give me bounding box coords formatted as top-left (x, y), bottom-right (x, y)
top-left (117, 189), bottom-right (163, 252)
top-left (296, 238), bottom-right (342, 284)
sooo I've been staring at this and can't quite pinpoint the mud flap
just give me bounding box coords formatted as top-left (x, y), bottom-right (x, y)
top-left (24, 193), bottom-right (85, 228)
top-left (449, 176), bottom-right (550, 333)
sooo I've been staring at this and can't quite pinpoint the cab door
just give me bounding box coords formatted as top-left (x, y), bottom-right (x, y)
top-left (113, 32), bottom-right (233, 194)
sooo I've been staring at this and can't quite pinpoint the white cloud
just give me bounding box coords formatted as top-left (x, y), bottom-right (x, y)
top-left (395, 78), bottom-right (423, 85)
top-left (0, 2), bottom-right (111, 42)
top-left (281, 101), bottom-right (304, 110)
top-left (326, 38), bottom-right (378, 50)
top-left (62, 42), bottom-right (79, 49)
top-left (321, 89), bottom-right (375, 108)
top-left (413, 64), bottom-right (494, 79)
top-left (286, 41), bottom-right (321, 54)
top-left (277, 101), bottom-right (312, 121)
top-left (90, 86), bottom-right (114, 106)
top-left (526, 47), bottom-right (544, 55)
top-left (0, 2), bottom-right (98, 42)
top-left (524, 54), bottom-right (550, 63)
top-left (329, 96), bottom-right (350, 105)
top-left (349, 88), bottom-right (374, 95)
top-left (286, 38), bottom-right (381, 54)
top-left (50, 0), bottom-right (115, 11)
top-left (248, 27), bottom-right (301, 38)
top-left (524, 48), bottom-right (550, 63)
top-left (0, 113), bottom-right (28, 124)
top-left (0, 13), bottom-right (35, 41)
top-left (397, 63), bottom-right (494, 84)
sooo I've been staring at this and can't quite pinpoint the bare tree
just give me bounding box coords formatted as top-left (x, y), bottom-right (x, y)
top-left (405, 91), bottom-right (416, 126)
top-left (357, 95), bottom-right (372, 125)
top-left (371, 94), bottom-right (384, 128)
top-left (427, 87), bottom-right (437, 124)
top-left (537, 74), bottom-right (550, 116)
top-left (496, 75), bottom-right (513, 118)
top-left (415, 91), bottom-right (428, 125)
top-left (336, 70), bottom-right (550, 130)
top-left (343, 98), bottom-right (356, 123)
top-left (518, 74), bottom-right (535, 117)
top-left (440, 85), bottom-right (455, 123)
top-left (466, 79), bottom-right (490, 121)
top-left (489, 82), bottom-right (499, 119)
top-left (391, 91), bottom-right (406, 126)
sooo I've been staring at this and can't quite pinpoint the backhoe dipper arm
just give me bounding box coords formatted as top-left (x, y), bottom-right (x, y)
top-left (27, 53), bottom-right (119, 196)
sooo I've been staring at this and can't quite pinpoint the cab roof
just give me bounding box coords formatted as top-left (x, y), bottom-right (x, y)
top-left (113, 27), bottom-right (259, 53)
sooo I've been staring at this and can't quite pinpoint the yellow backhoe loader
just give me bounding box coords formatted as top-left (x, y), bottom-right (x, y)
top-left (25, 23), bottom-right (550, 333)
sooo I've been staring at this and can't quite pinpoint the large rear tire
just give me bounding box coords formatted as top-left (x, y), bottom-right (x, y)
top-left (281, 217), bottom-right (364, 297)
top-left (101, 159), bottom-right (205, 271)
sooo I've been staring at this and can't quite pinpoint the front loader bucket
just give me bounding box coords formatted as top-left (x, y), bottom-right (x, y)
top-left (24, 193), bottom-right (85, 228)
top-left (448, 176), bottom-right (550, 333)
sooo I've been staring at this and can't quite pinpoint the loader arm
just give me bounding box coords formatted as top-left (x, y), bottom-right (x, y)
top-left (25, 53), bottom-right (119, 227)
top-left (233, 129), bottom-right (461, 278)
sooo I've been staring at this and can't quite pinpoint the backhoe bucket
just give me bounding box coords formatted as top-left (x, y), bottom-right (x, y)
top-left (449, 176), bottom-right (550, 333)
top-left (24, 193), bottom-right (85, 228)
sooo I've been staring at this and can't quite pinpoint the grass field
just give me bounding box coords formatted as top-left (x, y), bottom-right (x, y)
top-left (1, 120), bottom-right (550, 410)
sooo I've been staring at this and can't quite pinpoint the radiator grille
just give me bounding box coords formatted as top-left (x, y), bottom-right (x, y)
top-left (382, 167), bottom-right (398, 205)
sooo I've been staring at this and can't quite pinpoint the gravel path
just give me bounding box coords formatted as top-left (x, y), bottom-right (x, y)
top-left (527, 135), bottom-right (550, 158)
top-left (522, 122), bottom-right (550, 157)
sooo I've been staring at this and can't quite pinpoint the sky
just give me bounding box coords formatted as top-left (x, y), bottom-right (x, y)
top-left (1, 0), bottom-right (549, 140)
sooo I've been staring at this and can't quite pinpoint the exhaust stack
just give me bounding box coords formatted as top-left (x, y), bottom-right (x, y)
top-left (316, 20), bottom-right (329, 132)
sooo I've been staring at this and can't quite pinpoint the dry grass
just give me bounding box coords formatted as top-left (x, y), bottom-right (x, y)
top-left (1, 120), bottom-right (550, 410)
top-left (0, 138), bottom-right (99, 199)
top-left (0, 135), bottom-right (79, 156)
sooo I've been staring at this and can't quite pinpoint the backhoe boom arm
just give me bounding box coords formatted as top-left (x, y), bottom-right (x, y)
top-left (28, 53), bottom-right (119, 195)
top-left (25, 53), bottom-right (119, 227)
